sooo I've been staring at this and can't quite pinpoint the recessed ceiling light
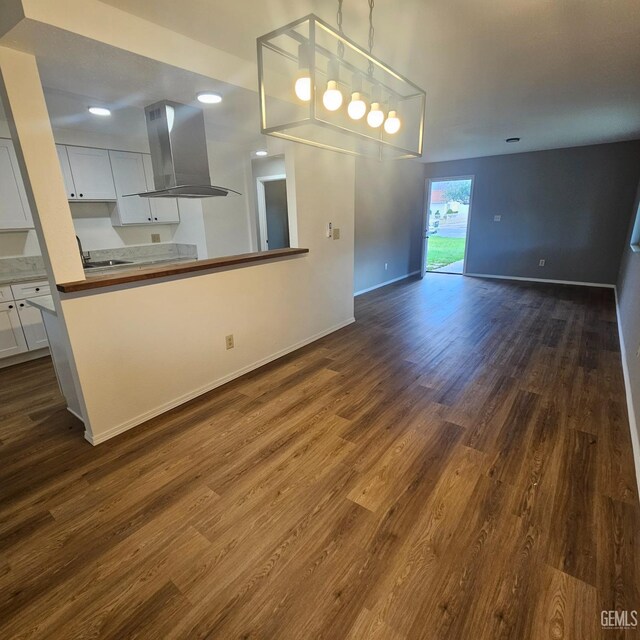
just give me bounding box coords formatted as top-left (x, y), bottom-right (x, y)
top-left (505, 137), bottom-right (520, 143)
top-left (255, 150), bottom-right (268, 156)
top-left (88, 106), bottom-right (111, 117)
top-left (197, 92), bottom-right (222, 104)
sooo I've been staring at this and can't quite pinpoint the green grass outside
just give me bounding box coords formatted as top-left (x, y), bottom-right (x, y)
top-left (426, 236), bottom-right (466, 271)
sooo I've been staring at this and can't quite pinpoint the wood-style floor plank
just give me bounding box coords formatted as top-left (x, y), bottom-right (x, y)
top-left (0, 274), bottom-right (638, 639)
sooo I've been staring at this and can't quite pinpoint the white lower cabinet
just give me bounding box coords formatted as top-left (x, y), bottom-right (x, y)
top-left (0, 282), bottom-right (50, 361)
top-left (0, 301), bottom-right (28, 358)
top-left (17, 301), bottom-right (49, 350)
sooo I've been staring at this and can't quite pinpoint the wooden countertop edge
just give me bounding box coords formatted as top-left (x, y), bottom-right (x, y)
top-left (56, 248), bottom-right (310, 293)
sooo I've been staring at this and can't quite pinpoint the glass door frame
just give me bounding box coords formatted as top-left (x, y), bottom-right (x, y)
top-left (421, 175), bottom-right (476, 278)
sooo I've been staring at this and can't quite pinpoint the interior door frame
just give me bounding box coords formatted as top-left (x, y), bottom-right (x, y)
top-left (422, 175), bottom-right (476, 277)
top-left (256, 174), bottom-right (287, 251)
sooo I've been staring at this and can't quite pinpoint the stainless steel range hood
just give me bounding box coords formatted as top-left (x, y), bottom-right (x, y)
top-left (129, 100), bottom-right (240, 198)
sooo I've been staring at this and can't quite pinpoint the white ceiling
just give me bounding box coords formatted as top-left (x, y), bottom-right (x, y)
top-left (0, 21), bottom-right (265, 148)
top-left (97, 0), bottom-right (640, 161)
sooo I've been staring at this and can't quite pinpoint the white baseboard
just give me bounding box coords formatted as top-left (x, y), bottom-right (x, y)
top-left (0, 347), bottom-right (50, 370)
top-left (355, 271), bottom-right (421, 296)
top-left (614, 288), bottom-right (640, 502)
top-left (84, 317), bottom-right (356, 445)
top-left (465, 272), bottom-right (615, 288)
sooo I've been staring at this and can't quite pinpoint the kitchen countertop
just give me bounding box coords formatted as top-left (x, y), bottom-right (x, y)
top-left (84, 255), bottom-right (196, 277)
top-left (0, 272), bottom-right (48, 286)
top-left (0, 255), bottom-right (196, 286)
top-left (57, 248), bottom-right (310, 293)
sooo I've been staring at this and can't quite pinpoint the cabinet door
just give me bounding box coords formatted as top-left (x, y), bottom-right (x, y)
top-left (143, 154), bottom-right (180, 223)
top-left (0, 301), bottom-right (28, 358)
top-left (17, 300), bottom-right (48, 350)
top-left (56, 145), bottom-right (77, 199)
top-left (0, 138), bottom-right (33, 230)
top-left (110, 151), bottom-right (152, 224)
top-left (0, 286), bottom-right (13, 303)
top-left (65, 146), bottom-right (117, 200)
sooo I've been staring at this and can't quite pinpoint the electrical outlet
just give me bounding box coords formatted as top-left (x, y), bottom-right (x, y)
top-left (151, 233), bottom-right (161, 243)
top-left (493, 215), bottom-right (502, 222)
top-left (385, 262), bottom-right (388, 271)
top-left (333, 228), bottom-right (340, 240)
top-left (225, 334), bottom-right (234, 350)
top-left (539, 259), bottom-right (546, 267)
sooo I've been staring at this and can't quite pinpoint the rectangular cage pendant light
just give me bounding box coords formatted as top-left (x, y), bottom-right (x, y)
top-left (257, 14), bottom-right (426, 159)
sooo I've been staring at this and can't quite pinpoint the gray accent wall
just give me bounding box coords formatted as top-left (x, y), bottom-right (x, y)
top-left (354, 158), bottom-right (424, 293)
top-left (617, 180), bottom-right (640, 484)
top-left (425, 141), bottom-right (640, 284)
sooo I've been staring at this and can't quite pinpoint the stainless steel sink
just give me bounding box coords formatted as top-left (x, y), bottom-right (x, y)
top-left (84, 259), bottom-right (133, 269)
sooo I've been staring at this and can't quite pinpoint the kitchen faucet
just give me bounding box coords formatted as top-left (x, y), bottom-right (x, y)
top-left (76, 235), bottom-right (90, 267)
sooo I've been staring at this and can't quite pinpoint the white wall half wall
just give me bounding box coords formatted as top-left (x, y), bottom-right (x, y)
top-left (59, 143), bottom-right (355, 443)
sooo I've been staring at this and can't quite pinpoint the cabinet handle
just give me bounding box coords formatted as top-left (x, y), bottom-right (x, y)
top-left (8, 304), bottom-right (13, 309)
top-left (35, 288), bottom-right (40, 292)
top-left (154, 217), bottom-right (158, 221)
top-left (19, 303), bottom-right (24, 308)
top-left (79, 193), bottom-right (84, 198)
top-left (148, 217), bottom-right (151, 221)
top-left (70, 193), bottom-right (75, 198)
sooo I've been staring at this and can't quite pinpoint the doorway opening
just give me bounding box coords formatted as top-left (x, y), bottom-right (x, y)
top-left (256, 174), bottom-right (290, 251)
top-left (422, 177), bottom-right (474, 276)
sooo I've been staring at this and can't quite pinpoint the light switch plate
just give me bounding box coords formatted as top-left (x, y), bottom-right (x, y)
top-left (151, 233), bottom-right (161, 243)
top-left (333, 228), bottom-right (341, 240)
top-left (539, 259), bottom-right (546, 267)
top-left (493, 215), bottom-right (502, 222)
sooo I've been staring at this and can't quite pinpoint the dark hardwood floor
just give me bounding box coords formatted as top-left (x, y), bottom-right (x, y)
top-left (1, 274), bottom-right (638, 639)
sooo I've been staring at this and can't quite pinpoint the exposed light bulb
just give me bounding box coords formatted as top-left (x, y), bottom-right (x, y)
top-left (323, 80), bottom-right (343, 111)
top-left (347, 92), bottom-right (367, 120)
top-left (294, 43), bottom-right (312, 102)
top-left (367, 102), bottom-right (384, 128)
top-left (384, 110), bottom-right (401, 134)
top-left (295, 74), bottom-right (311, 102)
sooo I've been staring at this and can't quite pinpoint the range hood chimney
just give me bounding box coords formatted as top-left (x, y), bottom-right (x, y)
top-left (130, 100), bottom-right (240, 198)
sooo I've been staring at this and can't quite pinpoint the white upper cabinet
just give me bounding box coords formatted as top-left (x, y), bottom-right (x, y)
top-left (53, 144), bottom-right (179, 225)
top-left (56, 145), bottom-right (77, 199)
top-left (109, 150), bottom-right (152, 225)
top-left (64, 146), bottom-right (116, 201)
top-left (0, 138), bottom-right (33, 230)
top-left (142, 154), bottom-right (180, 224)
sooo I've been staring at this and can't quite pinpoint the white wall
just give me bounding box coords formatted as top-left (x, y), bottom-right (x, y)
top-left (59, 143), bottom-right (355, 443)
top-left (202, 140), bottom-right (255, 257)
top-left (0, 229), bottom-right (41, 256)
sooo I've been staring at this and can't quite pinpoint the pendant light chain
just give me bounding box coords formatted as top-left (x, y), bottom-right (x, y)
top-left (337, 0), bottom-right (345, 59)
top-left (368, 0), bottom-right (375, 77)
